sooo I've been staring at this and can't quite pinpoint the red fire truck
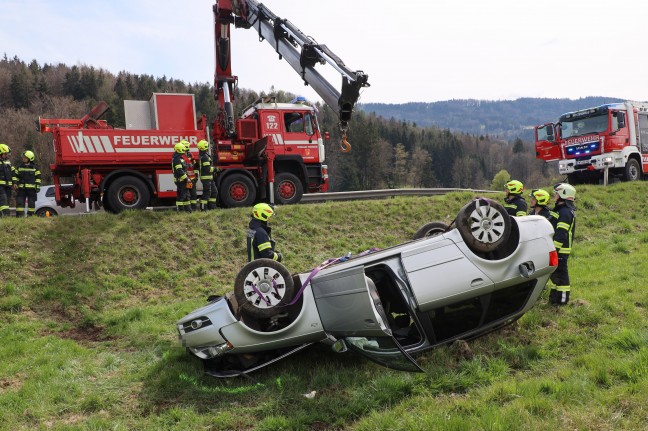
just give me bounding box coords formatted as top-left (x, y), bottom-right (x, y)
top-left (535, 101), bottom-right (648, 183)
top-left (38, 0), bottom-right (369, 212)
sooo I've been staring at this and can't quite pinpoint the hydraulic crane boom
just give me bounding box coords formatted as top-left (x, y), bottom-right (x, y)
top-left (214, 0), bottom-right (369, 138)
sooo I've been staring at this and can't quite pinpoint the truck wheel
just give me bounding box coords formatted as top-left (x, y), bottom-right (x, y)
top-left (273, 172), bottom-right (304, 205)
top-left (220, 174), bottom-right (257, 208)
top-left (107, 176), bottom-right (150, 213)
top-left (234, 258), bottom-right (294, 319)
top-left (413, 222), bottom-right (449, 240)
top-left (623, 158), bottom-right (641, 181)
top-left (456, 198), bottom-right (511, 254)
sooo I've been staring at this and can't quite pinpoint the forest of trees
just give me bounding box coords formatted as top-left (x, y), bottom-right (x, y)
top-left (0, 54), bottom-right (559, 193)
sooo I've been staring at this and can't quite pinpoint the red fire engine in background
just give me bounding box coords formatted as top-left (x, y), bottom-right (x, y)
top-left (38, 0), bottom-right (369, 212)
top-left (534, 101), bottom-right (648, 184)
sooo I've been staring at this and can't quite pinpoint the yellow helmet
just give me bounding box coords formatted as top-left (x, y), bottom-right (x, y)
top-left (505, 180), bottom-right (524, 195)
top-left (0, 144), bottom-right (10, 154)
top-left (23, 150), bottom-right (35, 161)
top-left (553, 183), bottom-right (576, 201)
top-left (529, 189), bottom-right (550, 206)
top-left (181, 140), bottom-right (191, 152)
top-left (197, 139), bottom-right (209, 151)
top-left (174, 142), bottom-right (186, 153)
top-left (252, 203), bottom-right (274, 222)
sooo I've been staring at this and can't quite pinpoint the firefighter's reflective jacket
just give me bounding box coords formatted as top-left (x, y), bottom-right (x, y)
top-left (0, 159), bottom-right (12, 186)
top-left (247, 218), bottom-right (280, 262)
top-left (172, 152), bottom-right (188, 183)
top-left (552, 201), bottom-right (576, 254)
top-left (504, 195), bottom-right (527, 217)
top-left (12, 162), bottom-right (41, 189)
top-left (199, 151), bottom-right (215, 180)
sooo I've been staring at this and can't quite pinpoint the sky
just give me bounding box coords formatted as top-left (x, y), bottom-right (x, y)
top-left (2, 0), bottom-right (648, 105)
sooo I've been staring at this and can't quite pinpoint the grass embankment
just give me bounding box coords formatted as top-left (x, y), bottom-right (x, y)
top-left (1, 183), bottom-right (647, 430)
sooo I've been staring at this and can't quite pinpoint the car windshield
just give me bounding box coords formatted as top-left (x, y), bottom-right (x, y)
top-left (561, 114), bottom-right (608, 138)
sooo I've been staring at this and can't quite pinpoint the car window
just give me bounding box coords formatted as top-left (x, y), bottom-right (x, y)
top-left (45, 187), bottom-right (55, 198)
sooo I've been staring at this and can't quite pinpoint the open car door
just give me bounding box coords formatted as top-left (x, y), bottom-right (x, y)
top-left (535, 123), bottom-right (562, 161)
top-left (311, 266), bottom-right (423, 372)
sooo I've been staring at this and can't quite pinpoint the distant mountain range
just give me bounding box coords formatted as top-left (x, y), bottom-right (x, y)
top-left (359, 97), bottom-right (625, 141)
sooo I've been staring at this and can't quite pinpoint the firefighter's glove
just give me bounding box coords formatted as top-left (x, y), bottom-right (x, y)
top-left (275, 252), bottom-right (283, 262)
top-left (186, 181), bottom-right (193, 189)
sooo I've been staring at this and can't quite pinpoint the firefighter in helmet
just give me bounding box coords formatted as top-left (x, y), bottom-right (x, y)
top-left (197, 139), bottom-right (218, 210)
top-left (12, 150), bottom-right (41, 217)
top-left (528, 188), bottom-right (552, 221)
top-left (0, 143), bottom-right (13, 216)
top-left (172, 141), bottom-right (191, 212)
top-left (549, 183), bottom-right (576, 305)
top-left (184, 141), bottom-right (199, 211)
top-left (247, 203), bottom-right (282, 262)
top-left (503, 180), bottom-right (527, 217)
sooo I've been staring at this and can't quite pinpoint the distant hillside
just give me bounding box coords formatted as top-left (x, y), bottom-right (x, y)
top-left (359, 97), bottom-right (625, 141)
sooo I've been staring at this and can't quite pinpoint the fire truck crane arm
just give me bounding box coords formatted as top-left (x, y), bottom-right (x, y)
top-left (235, 0), bottom-right (370, 130)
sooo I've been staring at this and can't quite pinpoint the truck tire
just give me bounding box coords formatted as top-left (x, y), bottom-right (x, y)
top-left (234, 258), bottom-right (294, 319)
top-left (623, 158), bottom-right (641, 182)
top-left (413, 222), bottom-right (449, 240)
top-left (456, 198), bottom-right (511, 254)
top-left (273, 172), bottom-right (304, 205)
top-left (220, 173), bottom-right (257, 208)
top-left (106, 176), bottom-right (150, 213)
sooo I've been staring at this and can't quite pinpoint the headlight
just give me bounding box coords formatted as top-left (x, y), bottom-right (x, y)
top-left (190, 342), bottom-right (234, 359)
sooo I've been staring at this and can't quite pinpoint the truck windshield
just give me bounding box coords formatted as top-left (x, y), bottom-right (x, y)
top-left (560, 114), bottom-right (608, 138)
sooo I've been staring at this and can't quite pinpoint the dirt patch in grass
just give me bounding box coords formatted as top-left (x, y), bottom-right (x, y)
top-left (0, 373), bottom-right (25, 392)
top-left (56, 325), bottom-right (114, 344)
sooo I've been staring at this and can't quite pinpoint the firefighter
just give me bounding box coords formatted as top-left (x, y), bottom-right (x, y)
top-left (172, 141), bottom-right (191, 212)
top-left (528, 189), bottom-right (552, 221)
top-left (0, 144), bottom-right (13, 216)
top-left (504, 180), bottom-right (527, 217)
top-left (184, 141), bottom-right (199, 211)
top-left (549, 183), bottom-right (577, 306)
top-left (197, 139), bottom-right (218, 210)
top-left (12, 150), bottom-right (41, 217)
top-left (247, 203), bottom-right (282, 262)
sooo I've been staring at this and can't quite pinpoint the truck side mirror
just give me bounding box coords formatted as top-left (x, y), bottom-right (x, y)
top-left (617, 112), bottom-right (626, 129)
top-left (546, 127), bottom-right (555, 142)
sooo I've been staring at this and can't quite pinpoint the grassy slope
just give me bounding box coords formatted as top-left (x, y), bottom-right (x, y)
top-left (0, 184), bottom-right (647, 431)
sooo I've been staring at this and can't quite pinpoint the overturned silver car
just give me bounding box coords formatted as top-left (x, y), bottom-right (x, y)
top-left (177, 198), bottom-right (558, 377)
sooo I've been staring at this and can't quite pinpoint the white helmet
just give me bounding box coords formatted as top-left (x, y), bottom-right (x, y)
top-left (553, 183), bottom-right (576, 200)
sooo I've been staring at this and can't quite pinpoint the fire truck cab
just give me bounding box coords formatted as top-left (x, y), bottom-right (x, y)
top-left (535, 101), bottom-right (648, 183)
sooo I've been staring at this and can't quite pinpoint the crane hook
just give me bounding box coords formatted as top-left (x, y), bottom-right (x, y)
top-left (340, 130), bottom-right (351, 153)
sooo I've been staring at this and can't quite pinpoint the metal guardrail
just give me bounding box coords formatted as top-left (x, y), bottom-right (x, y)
top-left (300, 188), bottom-right (499, 203)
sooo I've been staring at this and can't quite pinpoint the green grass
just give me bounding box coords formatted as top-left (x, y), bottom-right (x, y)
top-left (1, 182), bottom-right (647, 430)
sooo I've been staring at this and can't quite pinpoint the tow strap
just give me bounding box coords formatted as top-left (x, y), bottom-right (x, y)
top-left (287, 248), bottom-right (380, 305)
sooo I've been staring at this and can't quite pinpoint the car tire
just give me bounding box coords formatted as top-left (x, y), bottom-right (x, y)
top-left (413, 222), bottom-right (450, 240)
top-left (273, 172), bottom-right (304, 205)
top-left (220, 173), bottom-right (257, 208)
top-left (35, 207), bottom-right (58, 217)
top-left (234, 258), bottom-right (294, 319)
top-left (106, 176), bottom-right (150, 213)
top-left (456, 198), bottom-right (511, 253)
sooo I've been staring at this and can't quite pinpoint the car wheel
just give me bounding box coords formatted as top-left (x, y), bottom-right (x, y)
top-left (107, 176), bottom-right (150, 213)
top-left (35, 207), bottom-right (58, 217)
top-left (413, 222), bottom-right (449, 240)
top-left (234, 259), bottom-right (294, 319)
top-left (623, 158), bottom-right (641, 182)
top-left (273, 172), bottom-right (304, 205)
top-left (220, 173), bottom-right (257, 208)
top-left (456, 198), bottom-right (511, 253)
